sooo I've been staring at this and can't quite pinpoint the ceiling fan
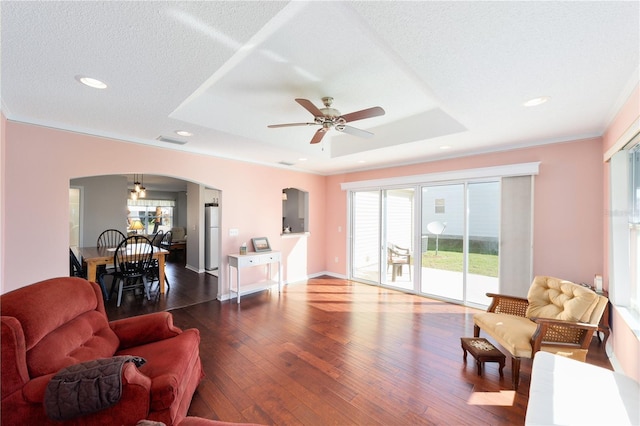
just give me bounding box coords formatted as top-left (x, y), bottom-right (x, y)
top-left (268, 97), bottom-right (385, 144)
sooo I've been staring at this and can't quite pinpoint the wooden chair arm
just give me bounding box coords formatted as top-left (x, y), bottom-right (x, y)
top-left (485, 293), bottom-right (529, 316)
top-left (530, 317), bottom-right (598, 354)
top-left (395, 247), bottom-right (412, 255)
top-left (530, 317), bottom-right (597, 329)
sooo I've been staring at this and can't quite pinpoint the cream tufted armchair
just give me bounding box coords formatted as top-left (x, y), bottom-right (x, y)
top-left (473, 276), bottom-right (608, 389)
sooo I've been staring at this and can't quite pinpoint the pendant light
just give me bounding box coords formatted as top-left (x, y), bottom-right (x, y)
top-left (139, 174), bottom-right (146, 198)
top-left (133, 174), bottom-right (141, 192)
top-left (130, 174), bottom-right (147, 200)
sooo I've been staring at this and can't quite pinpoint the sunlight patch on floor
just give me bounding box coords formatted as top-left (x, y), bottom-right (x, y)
top-left (467, 390), bottom-right (516, 406)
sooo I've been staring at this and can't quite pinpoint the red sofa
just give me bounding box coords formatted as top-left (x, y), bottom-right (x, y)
top-left (1, 277), bottom-right (203, 425)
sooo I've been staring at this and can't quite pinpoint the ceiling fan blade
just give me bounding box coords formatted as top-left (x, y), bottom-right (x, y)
top-left (340, 106), bottom-right (385, 123)
top-left (268, 122), bottom-right (316, 128)
top-left (295, 98), bottom-right (324, 117)
top-left (339, 125), bottom-right (374, 139)
top-left (310, 128), bottom-right (327, 144)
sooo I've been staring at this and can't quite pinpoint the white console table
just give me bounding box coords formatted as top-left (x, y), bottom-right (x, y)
top-left (228, 251), bottom-right (282, 304)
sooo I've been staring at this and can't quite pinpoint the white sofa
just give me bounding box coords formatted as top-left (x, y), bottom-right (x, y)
top-left (526, 352), bottom-right (639, 425)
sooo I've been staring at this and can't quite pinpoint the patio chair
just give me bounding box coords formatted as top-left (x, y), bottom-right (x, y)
top-left (387, 244), bottom-right (412, 281)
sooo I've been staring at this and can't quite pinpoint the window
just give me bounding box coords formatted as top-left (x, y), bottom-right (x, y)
top-left (282, 188), bottom-right (309, 234)
top-left (127, 199), bottom-right (175, 234)
top-left (69, 187), bottom-right (81, 247)
top-left (629, 144), bottom-right (640, 311)
top-left (610, 132), bottom-right (640, 316)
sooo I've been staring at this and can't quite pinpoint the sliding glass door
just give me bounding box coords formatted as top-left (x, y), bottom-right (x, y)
top-left (350, 181), bottom-right (500, 307)
top-left (420, 184), bottom-right (464, 300)
top-left (351, 191), bottom-right (381, 283)
top-left (419, 182), bottom-right (499, 305)
top-left (382, 188), bottom-right (415, 290)
top-left (351, 188), bottom-right (415, 289)
top-left (466, 182), bottom-right (500, 306)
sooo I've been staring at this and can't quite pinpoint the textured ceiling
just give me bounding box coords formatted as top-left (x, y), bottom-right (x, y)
top-left (2, 1), bottom-right (639, 176)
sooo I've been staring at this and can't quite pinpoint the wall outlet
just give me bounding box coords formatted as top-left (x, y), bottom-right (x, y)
top-left (338, 226), bottom-right (342, 232)
top-left (334, 256), bottom-right (339, 263)
top-left (229, 228), bottom-right (239, 236)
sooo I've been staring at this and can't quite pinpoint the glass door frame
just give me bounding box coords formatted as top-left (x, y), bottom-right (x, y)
top-left (343, 162), bottom-right (538, 308)
top-left (419, 182), bottom-right (467, 303)
top-left (347, 178), bottom-right (501, 308)
top-left (348, 189), bottom-right (382, 285)
top-left (69, 186), bottom-right (83, 249)
top-left (348, 186), bottom-right (419, 291)
top-left (417, 179), bottom-right (500, 308)
top-left (380, 187), bottom-right (417, 292)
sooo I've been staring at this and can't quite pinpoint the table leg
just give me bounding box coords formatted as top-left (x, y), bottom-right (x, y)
top-left (236, 266), bottom-right (241, 304)
top-left (278, 260), bottom-right (282, 293)
top-left (86, 262), bottom-right (97, 283)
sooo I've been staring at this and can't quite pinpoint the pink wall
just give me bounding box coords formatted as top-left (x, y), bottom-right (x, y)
top-left (3, 99), bottom-right (638, 379)
top-left (1, 114), bottom-right (6, 287)
top-left (603, 85), bottom-right (640, 154)
top-left (325, 138), bottom-right (604, 286)
top-left (1, 120), bottom-right (327, 293)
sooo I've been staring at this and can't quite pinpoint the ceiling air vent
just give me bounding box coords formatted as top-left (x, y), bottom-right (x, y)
top-left (278, 161), bottom-right (295, 166)
top-left (156, 136), bottom-right (187, 145)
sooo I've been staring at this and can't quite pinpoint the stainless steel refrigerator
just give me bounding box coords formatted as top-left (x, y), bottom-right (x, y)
top-left (204, 204), bottom-right (219, 270)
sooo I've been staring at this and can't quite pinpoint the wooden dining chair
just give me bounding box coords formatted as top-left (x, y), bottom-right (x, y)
top-left (161, 230), bottom-right (173, 254)
top-left (69, 248), bottom-right (85, 278)
top-left (96, 229), bottom-right (126, 300)
top-left (112, 235), bottom-right (154, 307)
top-left (150, 230), bottom-right (164, 247)
top-left (70, 248), bottom-right (109, 302)
top-left (148, 231), bottom-right (171, 291)
top-left (97, 229), bottom-right (126, 248)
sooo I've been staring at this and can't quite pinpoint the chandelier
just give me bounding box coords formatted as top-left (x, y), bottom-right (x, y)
top-left (130, 174), bottom-right (146, 200)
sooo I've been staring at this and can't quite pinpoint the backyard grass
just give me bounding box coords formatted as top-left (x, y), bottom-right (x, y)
top-left (422, 250), bottom-right (498, 277)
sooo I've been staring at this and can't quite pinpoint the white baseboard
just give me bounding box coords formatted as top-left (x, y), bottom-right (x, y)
top-left (184, 264), bottom-right (203, 274)
top-left (216, 271), bottom-right (348, 301)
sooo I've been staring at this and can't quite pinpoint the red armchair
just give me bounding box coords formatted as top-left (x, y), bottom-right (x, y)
top-left (1, 277), bottom-right (203, 426)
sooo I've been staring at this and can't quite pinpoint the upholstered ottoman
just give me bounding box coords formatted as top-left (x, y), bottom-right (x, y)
top-left (461, 337), bottom-right (505, 377)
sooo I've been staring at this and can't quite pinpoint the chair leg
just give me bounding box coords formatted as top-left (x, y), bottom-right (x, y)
top-left (97, 275), bottom-right (109, 302)
top-left (116, 279), bottom-right (124, 307)
top-left (109, 278), bottom-right (118, 300)
top-left (164, 275), bottom-right (170, 290)
top-left (512, 357), bottom-right (521, 390)
top-left (143, 277), bottom-right (151, 300)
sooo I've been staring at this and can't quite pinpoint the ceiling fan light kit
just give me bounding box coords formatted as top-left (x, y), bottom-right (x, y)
top-left (268, 97), bottom-right (385, 144)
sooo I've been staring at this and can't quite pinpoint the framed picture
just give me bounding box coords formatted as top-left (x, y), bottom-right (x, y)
top-left (251, 237), bottom-right (271, 252)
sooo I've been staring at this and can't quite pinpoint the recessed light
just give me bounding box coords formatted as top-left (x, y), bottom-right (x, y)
top-left (76, 76), bottom-right (107, 89)
top-left (298, 158), bottom-right (308, 161)
top-left (440, 145), bottom-right (452, 150)
top-left (175, 130), bottom-right (193, 137)
top-left (357, 160), bottom-right (366, 164)
top-left (523, 96), bottom-right (551, 107)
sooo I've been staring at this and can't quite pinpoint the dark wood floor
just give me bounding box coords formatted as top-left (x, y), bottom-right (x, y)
top-left (107, 260), bottom-right (612, 425)
top-left (104, 256), bottom-right (219, 321)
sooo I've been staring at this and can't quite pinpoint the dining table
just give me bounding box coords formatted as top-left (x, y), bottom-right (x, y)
top-left (75, 245), bottom-right (170, 294)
